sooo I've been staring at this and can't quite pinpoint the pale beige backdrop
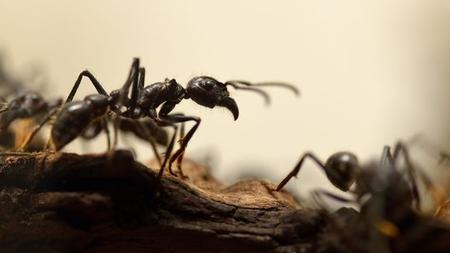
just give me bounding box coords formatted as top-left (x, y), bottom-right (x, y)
top-left (1, 0), bottom-right (449, 201)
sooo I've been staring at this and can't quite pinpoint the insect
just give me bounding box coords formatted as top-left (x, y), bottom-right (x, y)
top-left (0, 91), bottom-right (62, 150)
top-left (37, 58), bottom-right (298, 178)
top-left (276, 142), bottom-right (421, 208)
top-left (276, 142), bottom-right (442, 252)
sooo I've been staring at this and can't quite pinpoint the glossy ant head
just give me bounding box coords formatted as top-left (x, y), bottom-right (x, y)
top-left (11, 91), bottom-right (48, 115)
top-left (324, 152), bottom-right (359, 191)
top-left (0, 91), bottom-right (48, 130)
top-left (186, 76), bottom-right (239, 120)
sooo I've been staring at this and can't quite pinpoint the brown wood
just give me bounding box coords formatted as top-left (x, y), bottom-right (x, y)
top-left (1, 150), bottom-right (450, 253)
top-left (0, 151), bottom-right (331, 253)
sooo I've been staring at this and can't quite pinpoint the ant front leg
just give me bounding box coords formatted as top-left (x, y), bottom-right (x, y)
top-left (276, 152), bottom-right (327, 191)
top-left (311, 188), bottom-right (355, 210)
top-left (153, 119), bottom-right (177, 179)
top-left (158, 103), bottom-right (200, 177)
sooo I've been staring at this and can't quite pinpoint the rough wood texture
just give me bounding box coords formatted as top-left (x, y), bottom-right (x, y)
top-left (0, 151), bottom-right (331, 253)
top-left (1, 150), bottom-right (450, 253)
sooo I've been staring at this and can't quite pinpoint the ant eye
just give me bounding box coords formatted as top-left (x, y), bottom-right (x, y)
top-left (202, 81), bottom-right (214, 90)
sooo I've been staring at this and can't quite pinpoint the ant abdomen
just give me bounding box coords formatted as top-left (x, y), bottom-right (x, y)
top-left (51, 94), bottom-right (109, 150)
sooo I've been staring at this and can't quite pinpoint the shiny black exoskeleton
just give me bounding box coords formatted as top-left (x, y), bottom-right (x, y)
top-left (52, 94), bottom-right (110, 150)
top-left (50, 58), bottom-right (298, 178)
top-left (276, 142), bottom-right (420, 208)
top-left (0, 91), bottom-right (62, 131)
top-left (0, 91), bottom-right (62, 150)
top-left (276, 142), bottom-right (433, 253)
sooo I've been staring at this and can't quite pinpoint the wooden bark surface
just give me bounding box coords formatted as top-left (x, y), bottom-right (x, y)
top-left (0, 150), bottom-right (332, 253)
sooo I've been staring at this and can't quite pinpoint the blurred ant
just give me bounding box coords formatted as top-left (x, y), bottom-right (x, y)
top-left (276, 142), bottom-right (445, 252)
top-left (276, 142), bottom-right (422, 209)
top-left (0, 91), bottom-right (62, 150)
top-left (31, 58), bottom-right (298, 178)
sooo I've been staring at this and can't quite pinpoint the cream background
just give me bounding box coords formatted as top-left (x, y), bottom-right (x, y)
top-left (1, 0), bottom-right (449, 200)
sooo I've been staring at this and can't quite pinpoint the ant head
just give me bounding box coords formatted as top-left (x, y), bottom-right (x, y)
top-left (186, 76), bottom-right (239, 120)
top-left (15, 91), bottom-right (47, 114)
top-left (1, 91), bottom-right (48, 130)
top-left (324, 152), bottom-right (359, 191)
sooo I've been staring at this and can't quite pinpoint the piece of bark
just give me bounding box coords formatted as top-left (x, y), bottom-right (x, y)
top-left (0, 151), bottom-right (329, 253)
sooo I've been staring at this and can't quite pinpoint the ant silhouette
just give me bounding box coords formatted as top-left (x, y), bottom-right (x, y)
top-left (276, 142), bottom-right (446, 253)
top-left (26, 58), bottom-right (298, 178)
top-left (276, 142), bottom-right (423, 210)
top-left (0, 91), bottom-right (62, 150)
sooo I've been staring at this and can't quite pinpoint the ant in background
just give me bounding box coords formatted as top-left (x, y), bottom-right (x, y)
top-left (0, 90), bottom-right (62, 151)
top-left (33, 58), bottom-right (298, 178)
top-left (276, 142), bottom-right (445, 253)
top-left (0, 52), bottom-right (61, 151)
top-left (276, 142), bottom-right (422, 209)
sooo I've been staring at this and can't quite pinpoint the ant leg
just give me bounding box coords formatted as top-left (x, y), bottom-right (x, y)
top-left (136, 120), bottom-right (163, 166)
top-left (276, 152), bottom-right (326, 191)
top-left (156, 122), bottom-right (178, 179)
top-left (165, 116), bottom-right (200, 176)
top-left (408, 134), bottom-right (450, 165)
top-left (18, 108), bottom-right (58, 151)
top-left (129, 67), bottom-right (145, 111)
top-left (175, 121), bottom-right (186, 176)
top-left (65, 71), bottom-right (108, 103)
top-left (102, 117), bottom-right (111, 151)
top-left (311, 189), bottom-right (355, 210)
top-left (392, 142), bottom-right (421, 210)
top-left (158, 102), bottom-right (200, 177)
top-left (116, 59), bottom-right (140, 113)
top-left (112, 115), bottom-right (119, 149)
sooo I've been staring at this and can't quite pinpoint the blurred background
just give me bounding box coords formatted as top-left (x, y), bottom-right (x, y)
top-left (0, 0), bottom-right (449, 201)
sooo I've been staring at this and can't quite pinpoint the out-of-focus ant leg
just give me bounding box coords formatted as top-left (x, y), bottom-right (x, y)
top-left (18, 108), bottom-right (59, 150)
top-left (102, 117), bottom-right (111, 151)
top-left (136, 119), bottom-right (162, 166)
top-left (175, 121), bottom-right (186, 175)
top-left (311, 189), bottom-right (354, 210)
top-left (392, 142), bottom-right (421, 210)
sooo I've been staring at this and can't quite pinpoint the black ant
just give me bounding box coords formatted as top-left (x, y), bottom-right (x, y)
top-left (30, 58), bottom-right (298, 178)
top-left (276, 142), bottom-right (421, 208)
top-left (0, 91), bottom-right (62, 150)
top-left (275, 142), bottom-right (444, 252)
